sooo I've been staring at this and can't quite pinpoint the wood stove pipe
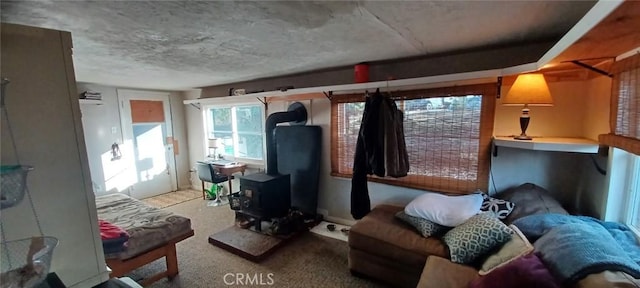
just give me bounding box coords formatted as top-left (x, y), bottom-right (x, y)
top-left (265, 102), bottom-right (307, 175)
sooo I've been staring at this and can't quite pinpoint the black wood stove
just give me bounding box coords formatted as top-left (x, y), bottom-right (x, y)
top-left (234, 102), bottom-right (321, 231)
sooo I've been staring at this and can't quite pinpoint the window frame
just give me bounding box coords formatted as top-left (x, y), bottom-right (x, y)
top-left (330, 83), bottom-right (496, 194)
top-left (624, 154), bottom-right (640, 237)
top-left (203, 103), bottom-right (266, 163)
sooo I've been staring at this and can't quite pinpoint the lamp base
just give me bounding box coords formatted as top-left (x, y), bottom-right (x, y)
top-left (513, 135), bottom-right (532, 140)
top-left (514, 106), bottom-right (532, 141)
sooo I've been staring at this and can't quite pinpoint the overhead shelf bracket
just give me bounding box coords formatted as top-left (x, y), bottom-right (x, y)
top-left (257, 97), bottom-right (267, 110)
top-left (570, 60), bottom-right (613, 78)
top-left (189, 103), bottom-right (201, 110)
top-left (323, 91), bottom-right (333, 101)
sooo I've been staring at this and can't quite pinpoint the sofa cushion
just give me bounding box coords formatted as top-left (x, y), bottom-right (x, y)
top-left (442, 212), bottom-right (512, 264)
top-left (575, 271), bottom-right (640, 288)
top-left (405, 192), bottom-right (483, 227)
top-left (349, 204), bottom-right (449, 267)
top-left (395, 211), bottom-right (449, 237)
top-left (349, 248), bottom-right (423, 288)
top-left (417, 256), bottom-right (479, 288)
top-left (469, 253), bottom-right (561, 288)
top-left (479, 224), bottom-right (533, 275)
top-left (497, 183), bottom-right (568, 225)
top-left (480, 193), bottom-right (515, 220)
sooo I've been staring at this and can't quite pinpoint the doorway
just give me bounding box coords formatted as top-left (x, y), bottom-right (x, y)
top-left (118, 89), bottom-right (177, 199)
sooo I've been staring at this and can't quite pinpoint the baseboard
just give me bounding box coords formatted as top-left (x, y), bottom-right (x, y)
top-left (316, 208), bottom-right (356, 226)
top-left (325, 215), bottom-right (356, 226)
top-left (178, 185), bottom-right (192, 191)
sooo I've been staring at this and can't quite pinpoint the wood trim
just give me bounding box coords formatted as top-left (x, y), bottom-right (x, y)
top-left (600, 133), bottom-right (640, 156)
top-left (106, 229), bottom-right (194, 286)
top-left (265, 92), bottom-right (325, 103)
top-left (544, 1), bottom-right (639, 66)
top-left (330, 83), bottom-right (497, 104)
top-left (330, 172), bottom-right (474, 195)
top-left (330, 102), bottom-right (340, 174)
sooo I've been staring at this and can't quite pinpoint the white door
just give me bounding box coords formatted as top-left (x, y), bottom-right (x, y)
top-left (118, 89), bottom-right (177, 199)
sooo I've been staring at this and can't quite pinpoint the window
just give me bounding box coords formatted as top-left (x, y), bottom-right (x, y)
top-left (331, 84), bottom-right (496, 193)
top-left (626, 154), bottom-right (640, 235)
top-left (206, 104), bottom-right (264, 160)
top-left (599, 53), bottom-right (640, 237)
top-left (600, 53), bottom-right (640, 155)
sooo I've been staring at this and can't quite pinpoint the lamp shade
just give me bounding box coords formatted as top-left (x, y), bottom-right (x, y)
top-left (503, 73), bottom-right (553, 106)
top-left (208, 138), bottom-right (220, 149)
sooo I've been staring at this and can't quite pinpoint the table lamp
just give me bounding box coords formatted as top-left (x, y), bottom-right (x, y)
top-left (208, 138), bottom-right (220, 159)
top-left (502, 73), bottom-right (553, 140)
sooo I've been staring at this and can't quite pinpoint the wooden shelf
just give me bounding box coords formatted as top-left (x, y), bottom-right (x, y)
top-left (79, 99), bottom-right (103, 105)
top-left (493, 136), bottom-right (599, 154)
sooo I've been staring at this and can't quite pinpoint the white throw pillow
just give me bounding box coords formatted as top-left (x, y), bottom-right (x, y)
top-left (404, 192), bottom-right (483, 227)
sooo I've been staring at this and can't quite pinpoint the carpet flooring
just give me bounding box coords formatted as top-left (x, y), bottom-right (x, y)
top-left (129, 198), bottom-right (387, 287)
top-left (141, 190), bottom-right (201, 209)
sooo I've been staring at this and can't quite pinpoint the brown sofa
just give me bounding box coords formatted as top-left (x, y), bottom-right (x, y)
top-left (348, 183), bottom-right (640, 288)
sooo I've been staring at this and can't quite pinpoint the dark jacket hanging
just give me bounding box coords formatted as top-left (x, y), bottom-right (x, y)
top-left (351, 90), bottom-right (409, 220)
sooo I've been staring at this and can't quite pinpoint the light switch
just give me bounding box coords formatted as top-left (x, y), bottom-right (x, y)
top-left (111, 126), bottom-right (117, 134)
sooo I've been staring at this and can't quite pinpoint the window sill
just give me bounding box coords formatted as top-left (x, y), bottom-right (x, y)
top-left (493, 136), bottom-right (599, 154)
top-left (630, 225), bottom-right (640, 242)
top-left (233, 159), bottom-right (264, 170)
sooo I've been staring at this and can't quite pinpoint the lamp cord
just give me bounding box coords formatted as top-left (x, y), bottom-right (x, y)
top-left (590, 155), bottom-right (607, 176)
top-left (490, 164), bottom-right (499, 195)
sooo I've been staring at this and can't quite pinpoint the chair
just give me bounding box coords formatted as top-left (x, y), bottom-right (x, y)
top-left (196, 161), bottom-right (229, 201)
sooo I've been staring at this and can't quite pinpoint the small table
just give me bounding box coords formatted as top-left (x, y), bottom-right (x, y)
top-left (211, 162), bottom-right (247, 196)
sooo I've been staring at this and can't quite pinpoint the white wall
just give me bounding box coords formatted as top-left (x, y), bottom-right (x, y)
top-left (576, 76), bottom-right (612, 218)
top-left (491, 77), bottom-right (611, 213)
top-left (582, 76), bottom-right (611, 140)
top-left (77, 83), bottom-right (191, 195)
top-left (169, 91), bottom-right (190, 190)
top-left (184, 89), bottom-right (205, 188)
top-left (77, 83), bottom-right (123, 194)
top-left (186, 77), bottom-right (613, 222)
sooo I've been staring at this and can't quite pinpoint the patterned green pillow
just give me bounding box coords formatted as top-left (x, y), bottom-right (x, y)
top-left (395, 211), bottom-right (448, 237)
top-left (442, 212), bottom-right (513, 264)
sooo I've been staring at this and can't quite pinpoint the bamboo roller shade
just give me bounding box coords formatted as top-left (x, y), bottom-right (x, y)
top-left (330, 83), bottom-right (496, 194)
top-left (600, 53), bottom-right (640, 156)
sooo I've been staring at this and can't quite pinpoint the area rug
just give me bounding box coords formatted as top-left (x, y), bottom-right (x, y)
top-left (141, 189), bottom-right (200, 209)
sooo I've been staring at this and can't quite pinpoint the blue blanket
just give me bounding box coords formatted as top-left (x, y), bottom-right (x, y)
top-left (513, 214), bottom-right (640, 284)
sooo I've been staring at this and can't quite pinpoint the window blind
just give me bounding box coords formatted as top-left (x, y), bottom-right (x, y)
top-left (600, 53), bottom-right (640, 155)
top-left (331, 83), bottom-right (496, 194)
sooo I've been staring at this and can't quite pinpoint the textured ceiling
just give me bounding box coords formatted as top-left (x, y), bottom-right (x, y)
top-left (1, 1), bottom-right (596, 90)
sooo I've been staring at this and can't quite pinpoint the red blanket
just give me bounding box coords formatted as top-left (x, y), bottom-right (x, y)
top-left (99, 220), bottom-right (128, 240)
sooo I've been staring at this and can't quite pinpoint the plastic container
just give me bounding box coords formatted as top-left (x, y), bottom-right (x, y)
top-left (0, 237), bottom-right (58, 288)
top-left (206, 184), bottom-right (217, 200)
top-left (1, 165), bottom-right (33, 209)
top-left (354, 63), bottom-right (369, 83)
